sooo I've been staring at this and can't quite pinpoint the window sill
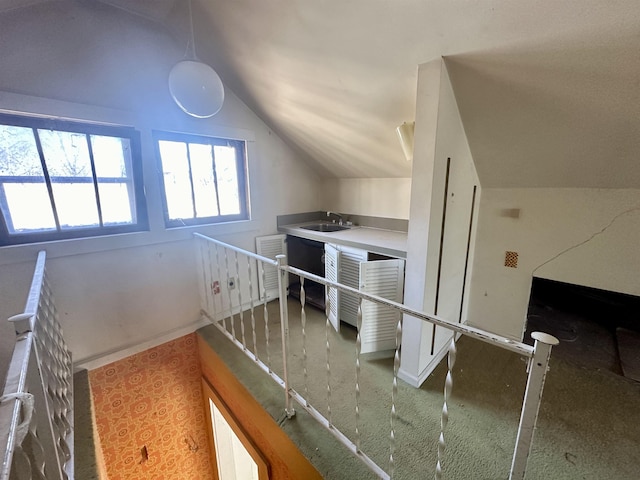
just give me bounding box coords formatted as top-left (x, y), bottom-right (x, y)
top-left (0, 219), bottom-right (259, 267)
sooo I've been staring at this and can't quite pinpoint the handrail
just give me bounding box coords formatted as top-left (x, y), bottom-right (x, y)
top-left (285, 265), bottom-right (535, 358)
top-left (194, 232), bottom-right (278, 266)
top-left (0, 332), bottom-right (34, 480)
top-left (23, 251), bottom-right (46, 324)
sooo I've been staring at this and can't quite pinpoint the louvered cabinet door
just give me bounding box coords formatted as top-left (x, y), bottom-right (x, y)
top-left (256, 234), bottom-right (287, 301)
top-left (336, 246), bottom-right (367, 327)
top-left (359, 259), bottom-right (405, 354)
top-left (324, 243), bottom-right (340, 332)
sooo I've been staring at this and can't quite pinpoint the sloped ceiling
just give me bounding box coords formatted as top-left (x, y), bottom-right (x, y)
top-left (1, 0), bottom-right (639, 184)
top-left (445, 31), bottom-right (640, 188)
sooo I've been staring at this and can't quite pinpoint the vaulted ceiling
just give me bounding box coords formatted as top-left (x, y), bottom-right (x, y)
top-left (1, 0), bottom-right (639, 185)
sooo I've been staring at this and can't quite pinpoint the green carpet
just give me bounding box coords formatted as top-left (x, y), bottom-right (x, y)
top-left (207, 298), bottom-right (640, 479)
top-left (74, 369), bottom-right (103, 480)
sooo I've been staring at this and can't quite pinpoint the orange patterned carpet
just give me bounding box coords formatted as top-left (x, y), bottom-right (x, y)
top-left (89, 334), bottom-right (214, 479)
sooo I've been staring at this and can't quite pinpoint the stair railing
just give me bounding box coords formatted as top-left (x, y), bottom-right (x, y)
top-left (194, 233), bottom-right (557, 480)
top-left (0, 251), bottom-right (73, 480)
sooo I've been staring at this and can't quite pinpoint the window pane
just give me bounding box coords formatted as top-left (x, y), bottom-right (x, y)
top-left (0, 125), bottom-right (44, 176)
top-left (0, 125), bottom-right (56, 233)
top-left (91, 135), bottom-right (136, 225)
top-left (214, 146), bottom-right (241, 216)
top-left (98, 183), bottom-right (133, 225)
top-left (91, 135), bottom-right (129, 178)
top-left (38, 129), bottom-right (92, 177)
top-left (38, 129), bottom-right (100, 228)
top-left (52, 183), bottom-right (100, 228)
top-left (189, 143), bottom-right (219, 218)
top-left (159, 140), bottom-right (194, 220)
top-left (2, 183), bottom-right (56, 232)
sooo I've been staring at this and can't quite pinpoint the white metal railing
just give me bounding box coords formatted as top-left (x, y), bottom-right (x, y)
top-left (195, 233), bottom-right (557, 480)
top-left (0, 251), bottom-right (73, 480)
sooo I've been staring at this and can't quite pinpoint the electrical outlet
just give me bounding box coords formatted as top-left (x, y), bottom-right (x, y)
top-left (211, 280), bottom-right (220, 295)
top-left (228, 277), bottom-right (236, 290)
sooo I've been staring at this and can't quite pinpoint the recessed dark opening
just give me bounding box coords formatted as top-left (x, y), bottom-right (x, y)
top-left (525, 277), bottom-right (640, 380)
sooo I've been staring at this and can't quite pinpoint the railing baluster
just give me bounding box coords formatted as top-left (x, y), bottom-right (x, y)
top-left (214, 243), bottom-right (226, 330)
top-left (300, 277), bottom-right (309, 406)
top-left (247, 256), bottom-right (258, 357)
top-left (355, 297), bottom-right (363, 452)
top-left (276, 255), bottom-right (295, 418)
top-left (224, 247), bottom-right (236, 339)
top-left (234, 251), bottom-right (247, 350)
top-left (389, 311), bottom-right (402, 479)
top-left (207, 243), bottom-right (220, 321)
top-left (325, 289), bottom-right (333, 427)
top-left (435, 336), bottom-right (457, 480)
top-left (206, 241), bottom-right (217, 320)
top-left (198, 239), bottom-right (211, 316)
top-left (260, 260), bottom-right (272, 372)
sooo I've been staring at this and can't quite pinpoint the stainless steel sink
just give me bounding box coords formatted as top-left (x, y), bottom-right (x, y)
top-left (300, 223), bottom-right (350, 232)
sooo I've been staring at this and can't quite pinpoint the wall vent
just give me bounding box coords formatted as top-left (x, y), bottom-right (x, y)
top-left (505, 251), bottom-right (518, 268)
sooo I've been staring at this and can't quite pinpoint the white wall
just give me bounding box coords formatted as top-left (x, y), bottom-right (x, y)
top-left (399, 59), bottom-right (481, 386)
top-left (467, 188), bottom-right (640, 340)
top-left (322, 178), bottom-right (411, 219)
top-left (0, 2), bottom-right (322, 366)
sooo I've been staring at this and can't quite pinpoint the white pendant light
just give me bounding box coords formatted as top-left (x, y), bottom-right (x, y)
top-left (169, 0), bottom-right (224, 118)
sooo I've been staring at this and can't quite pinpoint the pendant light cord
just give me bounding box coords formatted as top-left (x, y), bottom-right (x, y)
top-left (186, 0), bottom-right (197, 60)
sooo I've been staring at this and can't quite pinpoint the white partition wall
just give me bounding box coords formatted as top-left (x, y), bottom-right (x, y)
top-left (400, 59), bottom-right (481, 387)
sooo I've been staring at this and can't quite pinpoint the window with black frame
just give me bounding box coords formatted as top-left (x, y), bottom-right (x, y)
top-left (0, 114), bottom-right (148, 246)
top-left (154, 131), bottom-right (249, 228)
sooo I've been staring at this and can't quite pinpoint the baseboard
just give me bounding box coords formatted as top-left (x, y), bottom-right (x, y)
top-left (75, 316), bottom-right (212, 371)
top-left (76, 298), bottom-right (273, 370)
top-left (397, 367), bottom-right (421, 387)
top-left (398, 338), bottom-right (451, 388)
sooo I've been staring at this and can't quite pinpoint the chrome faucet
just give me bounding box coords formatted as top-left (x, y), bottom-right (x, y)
top-left (326, 211), bottom-right (343, 225)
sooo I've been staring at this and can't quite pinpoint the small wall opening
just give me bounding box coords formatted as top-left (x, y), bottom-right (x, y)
top-left (525, 278), bottom-right (640, 381)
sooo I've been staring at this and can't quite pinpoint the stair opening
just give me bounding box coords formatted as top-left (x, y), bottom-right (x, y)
top-left (525, 277), bottom-right (640, 380)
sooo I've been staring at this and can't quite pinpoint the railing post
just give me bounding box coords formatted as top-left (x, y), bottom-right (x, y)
top-left (276, 254), bottom-right (295, 418)
top-left (8, 312), bottom-right (34, 335)
top-left (510, 331), bottom-right (559, 480)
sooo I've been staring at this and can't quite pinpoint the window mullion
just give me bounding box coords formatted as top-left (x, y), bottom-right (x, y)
top-left (121, 141), bottom-right (136, 223)
top-left (85, 134), bottom-right (104, 227)
top-left (32, 128), bottom-right (61, 231)
top-left (210, 143), bottom-right (222, 216)
top-left (234, 141), bottom-right (248, 218)
top-left (0, 184), bottom-right (14, 234)
top-left (186, 143), bottom-right (197, 218)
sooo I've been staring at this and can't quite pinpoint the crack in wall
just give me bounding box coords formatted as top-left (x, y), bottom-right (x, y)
top-left (532, 205), bottom-right (640, 275)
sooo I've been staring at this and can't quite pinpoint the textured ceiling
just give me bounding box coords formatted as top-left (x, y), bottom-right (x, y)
top-left (2, 0), bottom-right (640, 185)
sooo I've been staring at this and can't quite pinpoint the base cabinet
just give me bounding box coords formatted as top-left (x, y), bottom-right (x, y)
top-left (325, 244), bottom-right (405, 353)
top-left (286, 235), bottom-right (325, 309)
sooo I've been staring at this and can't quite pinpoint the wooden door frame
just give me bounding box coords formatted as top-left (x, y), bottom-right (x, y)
top-left (202, 377), bottom-right (270, 479)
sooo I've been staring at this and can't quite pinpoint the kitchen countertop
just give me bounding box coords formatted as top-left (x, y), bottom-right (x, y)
top-left (278, 222), bottom-right (407, 258)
